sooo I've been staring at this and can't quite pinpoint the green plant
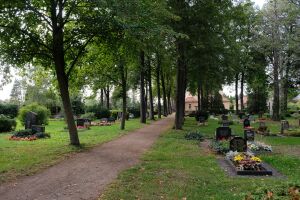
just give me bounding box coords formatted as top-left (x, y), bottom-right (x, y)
top-left (80, 112), bottom-right (96, 121)
top-left (18, 103), bottom-right (50, 125)
top-left (128, 107), bottom-right (140, 118)
top-left (210, 140), bottom-right (229, 154)
top-left (0, 115), bottom-right (16, 133)
top-left (86, 104), bottom-right (111, 119)
top-left (184, 131), bottom-right (204, 141)
top-left (0, 103), bottom-right (19, 118)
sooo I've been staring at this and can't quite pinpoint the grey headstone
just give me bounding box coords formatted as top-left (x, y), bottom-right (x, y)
top-left (230, 137), bottom-right (247, 152)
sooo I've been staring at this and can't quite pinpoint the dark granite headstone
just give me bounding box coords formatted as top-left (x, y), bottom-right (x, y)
top-left (199, 116), bottom-right (206, 123)
top-left (222, 120), bottom-right (230, 127)
top-left (230, 137), bottom-right (247, 152)
top-left (32, 125), bottom-right (45, 133)
top-left (25, 111), bottom-right (38, 129)
top-left (243, 118), bottom-right (250, 128)
top-left (221, 115), bottom-right (228, 121)
top-left (244, 129), bottom-right (255, 141)
top-left (108, 117), bottom-right (116, 123)
top-left (216, 127), bottom-right (231, 140)
top-left (76, 118), bottom-right (91, 126)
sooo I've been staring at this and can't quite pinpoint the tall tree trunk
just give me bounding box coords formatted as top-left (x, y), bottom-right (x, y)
top-left (161, 67), bottom-right (168, 116)
top-left (240, 71), bottom-right (244, 111)
top-left (200, 83), bottom-right (204, 110)
top-left (51, 1), bottom-right (79, 145)
top-left (156, 53), bottom-right (162, 119)
top-left (235, 73), bottom-right (239, 114)
top-left (104, 86), bottom-right (110, 109)
top-left (272, 0), bottom-right (280, 121)
top-left (147, 56), bottom-right (155, 120)
top-left (120, 61), bottom-right (127, 130)
top-left (197, 80), bottom-right (201, 111)
top-left (272, 51), bottom-right (280, 121)
top-left (140, 50), bottom-right (147, 123)
top-left (175, 40), bottom-right (186, 129)
top-left (100, 89), bottom-right (104, 107)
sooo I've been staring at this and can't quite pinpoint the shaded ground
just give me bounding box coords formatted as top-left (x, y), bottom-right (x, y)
top-left (0, 115), bottom-right (174, 200)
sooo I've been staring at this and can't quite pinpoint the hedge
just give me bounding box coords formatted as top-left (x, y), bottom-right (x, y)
top-left (0, 115), bottom-right (17, 133)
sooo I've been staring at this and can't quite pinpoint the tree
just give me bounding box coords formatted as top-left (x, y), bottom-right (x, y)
top-left (10, 80), bottom-right (23, 105)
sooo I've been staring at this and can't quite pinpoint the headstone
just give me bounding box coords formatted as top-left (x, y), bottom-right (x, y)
top-left (259, 121), bottom-right (266, 128)
top-left (281, 120), bottom-right (289, 130)
top-left (108, 117), bottom-right (116, 123)
top-left (221, 114), bottom-right (228, 121)
top-left (222, 120), bottom-right (230, 127)
top-left (230, 137), bottom-right (247, 152)
top-left (199, 116), bottom-right (206, 123)
top-left (243, 118), bottom-right (250, 128)
top-left (77, 118), bottom-right (91, 126)
top-left (249, 115), bottom-right (255, 122)
top-left (216, 127), bottom-right (231, 140)
top-left (244, 129), bottom-right (255, 141)
top-left (25, 111), bottom-right (38, 129)
top-left (32, 125), bottom-right (45, 133)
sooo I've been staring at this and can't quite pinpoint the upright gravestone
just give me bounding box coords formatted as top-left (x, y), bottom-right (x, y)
top-left (243, 118), bottom-right (250, 128)
top-left (25, 111), bottom-right (38, 129)
top-left (216, 127), bottom-right (231, 140)
top-left (244, 129), bottom-right (255, 141)
top-left (222, 120), bottom-right (230, 127)
top-left (281, 120), bottom-right (289, 134)
top-left (230, 137), bottom-right (247, 152)
top-left (76, 118), bottom-right (86, 127)
top-left (199, 116), bottom-right (206, 123)
top-left (221, 114), bottom-right (228, 121)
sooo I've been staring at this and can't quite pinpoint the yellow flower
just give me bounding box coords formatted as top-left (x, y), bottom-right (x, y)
top-left (251, 156), bottom-right (262, 162)
top-left (234, 155), bottom-right (244, 162)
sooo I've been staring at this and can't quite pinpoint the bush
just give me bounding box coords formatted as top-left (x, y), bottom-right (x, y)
top-left (128, 107), bottom-right (140, 118)
top-left (195, 111), bottom-right (209, 121)
top-left (18, 103), bottom-right (50, 125)
top-left (0, 115), bottom-right (16, 132)
top-left (12, 129), bottom-right (50, 139)
top-left (86, 104), bottom-right (111, 119)
top-left (184, 131), bottom-right (204, 141)
top-left (110, 110), bottom-right (121, 119)
top-left (80, 112), bottom-right (96, 120)
top-left (0, 103), bottom-right (19, 118)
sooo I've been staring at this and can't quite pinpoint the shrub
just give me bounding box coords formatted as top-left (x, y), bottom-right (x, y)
top-left (0, 115), bottom-right (17, 132)
top-left (11, 129), bottom-right (50, 139)
top-left (86, 104), bottom-right (111, 119)
top-left (18, 103), bottom-right (50, 125)
top-left (195, 111), bottom-right (209, 121)
top-left (110, 110), bottom-right (122, 119)
top-left (184, 131), bottom-right (204, 141)
top-left (0, 103), bottom-right (19, 118)
top-left (80, 112), bottom-right (96, 121)
top-left (128, 107), bottom-right (140, 118)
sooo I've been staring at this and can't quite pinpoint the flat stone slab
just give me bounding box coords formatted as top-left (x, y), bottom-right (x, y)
top-left (217, 158), bottom-right (285, 178)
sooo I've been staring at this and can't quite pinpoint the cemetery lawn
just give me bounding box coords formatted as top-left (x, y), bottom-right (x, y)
top-left (0, 119), bottom-right (146, 183)
top-left (101, 117), bottom-right (300, 200)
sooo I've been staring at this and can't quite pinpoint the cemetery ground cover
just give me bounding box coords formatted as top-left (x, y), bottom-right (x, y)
top-left (0, 118), bottom-right (146, 183)
top-left (101, 117), bottom-right (300, 200)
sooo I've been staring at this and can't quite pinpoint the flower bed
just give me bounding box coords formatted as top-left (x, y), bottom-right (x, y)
top-left (226, 151), bottom-right (272, 176)
top-left (247, 141), bottom-right (272, 153)
top-left (9, 129), bottom-right (50, 141)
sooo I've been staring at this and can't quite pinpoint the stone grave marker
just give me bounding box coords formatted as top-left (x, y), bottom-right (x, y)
top-left (25, 111), bottom-right (38, 129)
top-left (230, 137), bottom-right (247, 152)
top-left (221, 114), bottom-right (228, 121)
top-left (244, 129), bottom-right (255, 141)
top-left (280, 120), bottom-right (289, 134)
top-left (259, 121), bottom-right (266, 128)
top-left (216, 127), bottom-right (231, 140)
top-left (243, 118), bottom-right (250, 128)
top-left (32, 125), bottom-right (45, 133)
top-left (199, 116), bottom-right (206, 123)
top-left (222, 120), bottom-right (230, 127)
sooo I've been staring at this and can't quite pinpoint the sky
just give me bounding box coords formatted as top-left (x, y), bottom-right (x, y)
top-left (0, 0), bottom-right (266, 101)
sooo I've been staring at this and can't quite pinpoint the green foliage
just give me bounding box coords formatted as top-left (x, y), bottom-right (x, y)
top-left (80, 112), bottom-right (96, 121)
top-left (86, 104), bottom-right (111, 119)
top-left (128, 106), bottom-right (140, 118)
top-left (210, 140), bottom-right (230, 154)
top-left (71, 96), bottom-right (85, 116)
top-left (195, 111), bottom-right (209, 121)
top-left (18, 103), bottom-right (50, 126)
top-left (0, 115), bottom-right (16, 133)
top-left (0, 103), bottom-right (18, 118)
top-left (184, 131), bottom-right (204, 141)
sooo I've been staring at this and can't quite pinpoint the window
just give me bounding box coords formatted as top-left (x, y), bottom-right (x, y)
top-left (189, 104), bottom-right (191, 109)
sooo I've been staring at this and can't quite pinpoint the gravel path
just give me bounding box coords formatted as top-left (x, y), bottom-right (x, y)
top-left (0, 115), bottom-right (174, 200)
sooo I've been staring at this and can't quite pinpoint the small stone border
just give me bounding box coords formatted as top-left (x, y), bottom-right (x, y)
top-left (217, 158), bottom-right (286, 178)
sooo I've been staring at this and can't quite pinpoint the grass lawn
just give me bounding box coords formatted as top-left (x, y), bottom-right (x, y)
top-left (101, 117), bottom-right (300, 200)
top-left (0, 118), bottom-right (147, 183)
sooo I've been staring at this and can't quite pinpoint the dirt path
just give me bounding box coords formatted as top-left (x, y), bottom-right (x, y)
top-left (0, 115), bottom-right (174, 200)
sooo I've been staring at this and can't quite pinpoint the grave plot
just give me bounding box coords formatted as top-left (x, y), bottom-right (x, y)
top-left (10, 111), bottom-right (50, 141)
top-left (281, 120), bottom-right (300, 137)
top-left (76, 118), bottom-right (92, 129)
top-left (256, 120), bottom-right (270, 135)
